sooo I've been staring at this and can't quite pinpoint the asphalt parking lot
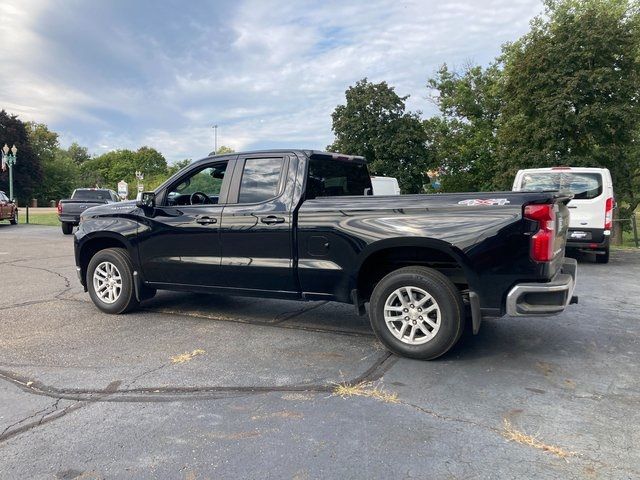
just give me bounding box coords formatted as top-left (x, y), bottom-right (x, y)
top-left (1, 224), bottom-right (639, 479)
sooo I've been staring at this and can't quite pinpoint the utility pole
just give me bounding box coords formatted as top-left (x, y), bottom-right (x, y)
top-left (212, 125), bottom-right (218, 155)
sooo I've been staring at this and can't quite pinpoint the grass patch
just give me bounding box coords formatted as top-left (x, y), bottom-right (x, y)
top-left (24, 212), bottom-right (59, 226)
top-left (332, 381), bottom-right (399, 404)
top-left (620, 229), bottom-right (639, 248)
top-left (502, 419), bottom-right (574, 459)
top-left (170, 349), bottom-right (206, 364)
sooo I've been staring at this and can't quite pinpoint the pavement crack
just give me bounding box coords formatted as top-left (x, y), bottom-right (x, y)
top-left (271, 301), bottom-right (329, 324)
top-left (0, 353), bottom-right (396, 403)
top-left (145, 306), bottom-right (375, 338)
top-left (5, 260), bottom-right (71, 289)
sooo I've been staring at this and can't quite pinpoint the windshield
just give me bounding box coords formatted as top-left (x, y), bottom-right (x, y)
top-left (72, 190), bottom-right (111, 200)
top-left (521, 172), bottom-right (603, 200)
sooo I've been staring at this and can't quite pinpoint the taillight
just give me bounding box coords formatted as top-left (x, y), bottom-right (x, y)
top-left (57, 202), bottom-right (62, 215)
top-left (524, 204), bottom-right (556, 262)
top-left (604, 197), bottom-right (613, 230)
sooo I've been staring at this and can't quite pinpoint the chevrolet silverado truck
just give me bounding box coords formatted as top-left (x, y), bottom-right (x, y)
top-left (74, 150), bottom-right (577, 359)
top-left (58, 188), bottom-right (120, 234)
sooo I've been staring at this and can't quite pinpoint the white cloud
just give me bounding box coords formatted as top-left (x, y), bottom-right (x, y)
top-left (0, 0), bottom-right (542, 163)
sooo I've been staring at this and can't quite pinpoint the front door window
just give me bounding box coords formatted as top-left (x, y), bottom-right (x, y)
top-left (166, 162), bottom-right (228, 206)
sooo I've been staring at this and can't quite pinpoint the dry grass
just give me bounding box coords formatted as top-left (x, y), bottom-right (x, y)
top-left (502, 419), bottom-right (574, 459)
top-left (170, 349), bottom-right (206, 364)
top-left (332, 381), bottom-right (399, 404)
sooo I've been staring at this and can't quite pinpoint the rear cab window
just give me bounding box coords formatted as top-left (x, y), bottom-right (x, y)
top-left (72, 190), bottom-right (112, 201)
top-left (521, 172), bottom-right (603, 200)
top-left (306, 158), bottom-right (372, 199)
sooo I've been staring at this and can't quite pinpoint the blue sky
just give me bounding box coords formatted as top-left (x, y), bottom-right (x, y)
top-left (0, 0), bottom-right (542, 163)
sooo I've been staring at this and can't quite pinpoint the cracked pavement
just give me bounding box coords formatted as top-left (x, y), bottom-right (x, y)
top-left (0, 224), bottom-right (639, 479)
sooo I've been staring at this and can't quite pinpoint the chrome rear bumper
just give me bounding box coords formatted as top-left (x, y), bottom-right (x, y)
top-left (506, 258), bottom-right (578, 316)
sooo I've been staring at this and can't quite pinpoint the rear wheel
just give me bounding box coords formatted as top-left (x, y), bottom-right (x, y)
top-left (87, 248), bottom-right (139, 314)
top-left (9, 211), bottom-right (17, 225)
top-left (369, 266), bottom-right (464, 360)
top-left (596, 247), bottom-right (610, 264)
top-left (61, 222), bottom-right (73, 235)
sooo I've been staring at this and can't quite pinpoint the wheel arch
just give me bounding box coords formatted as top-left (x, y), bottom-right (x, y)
top-left (353, 238), bottom-right (477, 303)
top-left (77, 232), bottom-right (136, 288)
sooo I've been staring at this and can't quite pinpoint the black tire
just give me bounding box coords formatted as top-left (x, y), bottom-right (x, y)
top-left (596, 247), bottom-right (610, 264)
top-left (9, 211), bottom-right (17, 225)
top-left (61, 222), bottom-right (73, 235)
top-left (86, 247), bottom-right (140, 314)
top-left (369, 266), bottom-right (464, 360)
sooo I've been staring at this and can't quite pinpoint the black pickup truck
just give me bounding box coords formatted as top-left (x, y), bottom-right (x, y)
top-left (74, 150), bottom-right (577, 359)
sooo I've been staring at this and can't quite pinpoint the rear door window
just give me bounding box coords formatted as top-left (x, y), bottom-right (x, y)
top-left (237, 158), bottom-right (285, 204)
top-left (521, 172), bottom-right (603, 199)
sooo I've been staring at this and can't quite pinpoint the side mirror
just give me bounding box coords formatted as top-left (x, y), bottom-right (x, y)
top-left (136, 191), bottom-right (156, 208)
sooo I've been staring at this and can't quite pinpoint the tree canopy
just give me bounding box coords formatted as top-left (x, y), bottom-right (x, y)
top-left (499, 0), bottom-right (640, 217)
top-left (79, 147), bottom-right (168, 192)
top-left (0, 110), bottom-right (43, 201)
top-left (328, 79), bottom-right (431, 193)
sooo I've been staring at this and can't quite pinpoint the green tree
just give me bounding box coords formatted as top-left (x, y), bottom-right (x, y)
top-left (499, 0), bottom-right (640, 218)
top-left (25, 122), bottom-right (84, 203)
top-left (168, 159), bottom-right (192, 176)
top-left (67, 142), bottom-right (91, 164)
top-left (25, 122), bottom-right (59, 164)
top-left (209, 145), bottom-right (235, 156)
top-left (38, 149), bottom-right (80, 203)
top-left (425, 64), bottom-right (503, 191)
top-left (328, 79), bottom-right (431, 193)
top-left (0, 110), bottom-right (43, 203)
top-left (79, 147), bottom-right (169, 192)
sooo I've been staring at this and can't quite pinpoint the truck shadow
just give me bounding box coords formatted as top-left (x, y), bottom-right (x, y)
top-left (144, 291), bottom-right (590, 363)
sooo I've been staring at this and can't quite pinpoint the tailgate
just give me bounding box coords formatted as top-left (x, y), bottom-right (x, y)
top-left (550, 196), bottom-right (571, 275)
top-left (61, 201), bottom-right (106, 215)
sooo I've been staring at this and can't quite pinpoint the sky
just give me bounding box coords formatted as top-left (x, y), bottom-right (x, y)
top-left (0, 0), bottom-right (542, 163)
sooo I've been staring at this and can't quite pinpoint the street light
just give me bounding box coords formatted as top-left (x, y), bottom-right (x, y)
top-left (1, 144), bottom-right (18, 202)
top-left (212, 124), bottom-right (218, 154)
top-left (135, 170), bottom-right (144, 195)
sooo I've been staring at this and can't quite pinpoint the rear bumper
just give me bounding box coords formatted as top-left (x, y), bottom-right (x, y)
top-left (566, 228), bottom-right (609, 250)
top-left (506, 258), bottom-right (577, 316)
top-left (58, 215), bottom-right (80, 224)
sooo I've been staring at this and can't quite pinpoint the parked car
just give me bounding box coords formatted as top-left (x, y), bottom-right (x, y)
top-left (0, 191), bottom-right (18, 224)
top-left (57, 188), bottom-right (120, 235)
top-left (371, 176), bottom-right (401, 195)
top-left (512, 167), bottom-right (614, 263)
top-left (74, 150), bottom-right (577, 360)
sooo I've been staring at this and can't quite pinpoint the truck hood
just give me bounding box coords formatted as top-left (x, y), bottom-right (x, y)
top-left (81, 200), bottom-right (138, 218)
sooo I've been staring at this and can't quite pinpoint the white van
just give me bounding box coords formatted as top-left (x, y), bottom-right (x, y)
top-left (512, 167), bottom-right (614, 263)
top-left (371, 176), bottom-right (401, 195)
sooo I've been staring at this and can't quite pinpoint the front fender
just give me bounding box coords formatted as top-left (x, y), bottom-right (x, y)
top-left (74, 216), bottom-right (140, 287)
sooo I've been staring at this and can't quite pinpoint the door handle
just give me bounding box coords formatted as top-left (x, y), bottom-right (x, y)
top-left (261, 215), bottom-right (285, 225)
top-left (195, 216), bottom-right (217, 225)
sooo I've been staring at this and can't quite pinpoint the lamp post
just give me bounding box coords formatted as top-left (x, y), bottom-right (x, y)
top-left (212, 125), bottom-right (218, 154)
top-left (1, 144), bottom-right (18, 201)
top-left (135, 170), bottom-right (144, 195)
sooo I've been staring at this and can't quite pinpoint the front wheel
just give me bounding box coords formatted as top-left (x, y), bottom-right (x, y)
top-left (369, 266), bottom-right (464, 360)
top-left (87, 248), bottom-right (140, 314)
top-left (61, 222), bottom-right (73, 235)
top-left (9, 211), bottom-right (17, 225)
